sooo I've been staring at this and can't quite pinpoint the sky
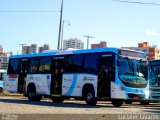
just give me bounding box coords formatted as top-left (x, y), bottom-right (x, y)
top-left (0, 0), bottom-right (160, 54)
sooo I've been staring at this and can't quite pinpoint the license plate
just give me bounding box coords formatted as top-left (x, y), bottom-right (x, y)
top-left (133, 96), bottom-right (139, 100)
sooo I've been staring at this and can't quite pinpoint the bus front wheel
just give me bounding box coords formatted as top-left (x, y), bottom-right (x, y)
top-left (85, 89), bottom-right (97, 105)
top-left (111, 99), bottom-right (123, 107)
top-left (27, 85), bottom-right (42, 101)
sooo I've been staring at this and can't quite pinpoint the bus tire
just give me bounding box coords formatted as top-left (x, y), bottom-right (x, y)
top-left (124, 100), bottom-right (132, 104)
top-left (51, 97), bottom-right (64, 103)
top-left (84, 88), bottom-right (97, 105)
top-left (111, 99), bottom-right (123, 107)
top-left (27, 84), bottom-right (42, 101)
top-left (140, 100), bottom-right (150, 105)
top-left (0, 87), bottom-right (3, 93)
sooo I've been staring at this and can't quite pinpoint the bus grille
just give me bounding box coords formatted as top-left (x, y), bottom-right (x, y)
top-left (128, 93), bottom-right (145, 99)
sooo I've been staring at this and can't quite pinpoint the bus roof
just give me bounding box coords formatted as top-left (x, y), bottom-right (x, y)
top-left (9, 47), bottom-right (146, 59)
top-left (10, 48), bottom-right (118, 59)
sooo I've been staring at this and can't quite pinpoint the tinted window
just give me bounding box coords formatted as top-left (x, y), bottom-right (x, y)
top-left (19, 59), bottom-right (29, 73)
top-left (39, 57), bottom-right (51, 73)
top-left (66, 55), bottom-right (83, 73)
top-left (8, 59), bottom-right (19, 74)
top-left (84, 54), bottom-right (99, 73)
top-left (30, 58), bottom-right (39, 73)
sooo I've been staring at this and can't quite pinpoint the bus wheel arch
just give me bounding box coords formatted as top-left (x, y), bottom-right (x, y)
top-left (82, 84), bottom-right (97, 105)
top-left (27, 83), bottom-right (42, 101)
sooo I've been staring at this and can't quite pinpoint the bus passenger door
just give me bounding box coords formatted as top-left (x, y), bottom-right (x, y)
top-left (51, 57), bottom-right (65, 95)
top-left (98, 54), bottom-right (114, 97)
top-left (18, 59), bottom-right (28, 93)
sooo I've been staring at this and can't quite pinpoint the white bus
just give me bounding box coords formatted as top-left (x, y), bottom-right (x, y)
top-left (4, 48), bottom-right (149, 107)
top-left (149, 60), bottom-right (160, 101)
top-left (0, 69), bottom-right (7, 93)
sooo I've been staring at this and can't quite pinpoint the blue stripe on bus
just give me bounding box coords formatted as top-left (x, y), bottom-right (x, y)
top-left (67, 74), bottom-right (77, 96)
top-left (9, 78), bottom-right (17, 81)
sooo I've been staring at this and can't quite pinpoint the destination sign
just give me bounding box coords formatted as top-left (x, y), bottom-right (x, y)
top-left (118, 50), bottom-right (146, 59)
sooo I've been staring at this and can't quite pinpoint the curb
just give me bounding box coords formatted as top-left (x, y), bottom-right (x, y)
top-left (0, 93), bottom-right (23, 97)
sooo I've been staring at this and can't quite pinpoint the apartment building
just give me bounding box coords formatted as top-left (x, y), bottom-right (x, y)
top-left (0, 45), bottom-right (13, 70)
top-left (63, 38), bottom-right (84, 49)
top-left (22, 44), bottom-right (37, 54)
top-left (122, 42), bottom-right (160, 60)
top-left (38, 44), bottom-right (50, 53)
top-left (91, 41), bottom-right (107, 49)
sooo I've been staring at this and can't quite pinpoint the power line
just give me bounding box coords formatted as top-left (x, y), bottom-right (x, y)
top-left (110, 0), bottom-right (160, 5)
top-left (0, 11), bottom-right (59, 13)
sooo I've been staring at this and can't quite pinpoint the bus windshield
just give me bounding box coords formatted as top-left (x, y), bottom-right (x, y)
top-left (150, 66), bottom-right (160, 87)
top-left (118, 57), bottom-right (148, 84)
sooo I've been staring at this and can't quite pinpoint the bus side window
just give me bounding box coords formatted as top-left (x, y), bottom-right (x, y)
top-left (30, 58), bottom-right (39, 73)
top-left (65, 55), bottom-right (83, 73)
top-left (39, 57), bottom-right (51, 73)
top-left (83, 54), bottom-right (98, 74)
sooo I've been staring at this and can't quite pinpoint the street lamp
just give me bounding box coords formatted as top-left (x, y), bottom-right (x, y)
top-left (19, 44), bottom-right (27, 54)
top-left (57, 0), bottom-right (63, 49)
top-left (61, 20), bottom-right (70, 49)
top-left (84, 35), bottom-right (94, 49)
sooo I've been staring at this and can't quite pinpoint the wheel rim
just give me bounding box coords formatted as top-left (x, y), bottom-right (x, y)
top-left (86, 92), bottom-right (93, 101)
top-left (29, 90), bottom-right (34, 98)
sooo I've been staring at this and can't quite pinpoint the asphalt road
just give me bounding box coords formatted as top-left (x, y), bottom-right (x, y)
top-left (0, 96), bottom-right (160, 120)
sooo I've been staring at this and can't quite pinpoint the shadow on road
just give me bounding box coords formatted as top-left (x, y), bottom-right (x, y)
top-left (0, 97), bottom-right (117, 109)
top-left (1, 97), bottom-right (160, 114)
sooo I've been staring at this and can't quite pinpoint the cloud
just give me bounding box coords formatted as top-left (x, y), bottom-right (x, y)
top-left (144, 29), bottom-right (160, 36)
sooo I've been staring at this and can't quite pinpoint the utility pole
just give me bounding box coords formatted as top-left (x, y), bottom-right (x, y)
top-left (61, 20), bottom-right (70, 49)
top-left (84, 35), bottom-right (94, 49)
top-left (57, 0), bottom-right (63, 49)
top-left (19, 44), bottom-right (27, 54)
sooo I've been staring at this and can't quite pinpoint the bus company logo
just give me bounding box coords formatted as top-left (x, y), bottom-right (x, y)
top-left (63, 78), bottom-right (72, 82)
top-left (83, 76), bottom-right (95, 81)
top-left (47, 75), bottom-right (50, 80)
top-left (29, 77), bottom-right (34, 81)
top-left (83, 76), bottom-right (87, 81)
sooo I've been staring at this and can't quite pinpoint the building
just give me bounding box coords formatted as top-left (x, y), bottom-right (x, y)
top-left (22, 44), bottom-right (37, 54)
top-left (29, 44), bottom-right (37, 54)
top-left (0, 45), bottom-right (13, 70)
top-left (0, 45), bottom-right (3, 54)
top-left (38, 44), bottom-right (50, 53)
top-left (91, 41), bottom-right (107, 49)
top-left (63, 38), bottom-right (84, 49)
top-left (22, 46), bottom-right (29, 54)
top-left (122, 42), bottom-right (160, 60)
